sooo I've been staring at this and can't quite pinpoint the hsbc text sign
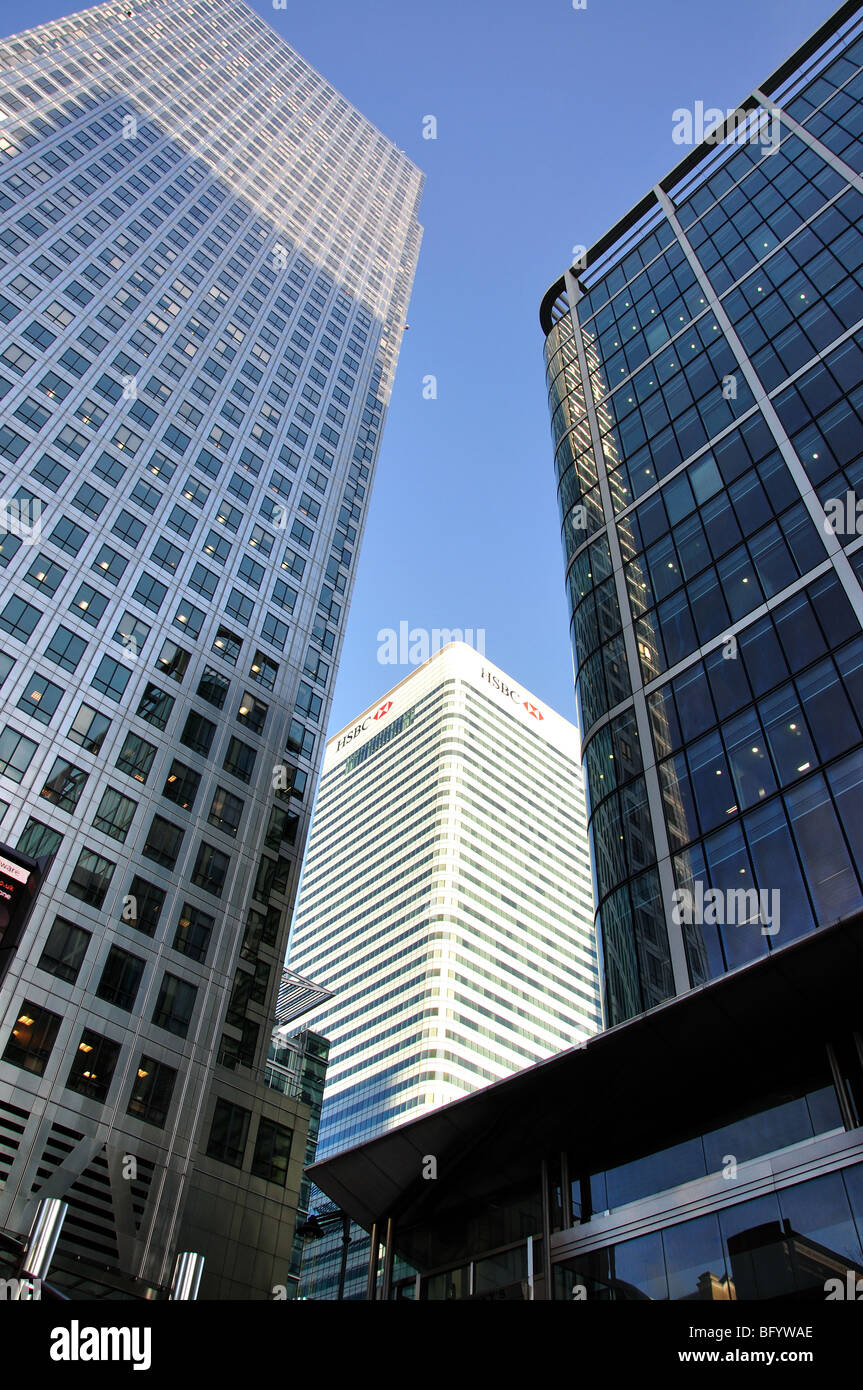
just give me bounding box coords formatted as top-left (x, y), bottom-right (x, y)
top-left (479, 669), bottom-right (544, 721)
top-left (333, 665), bottom-right (545, 756)
top-left (335, 700), bottom-right (393, 751)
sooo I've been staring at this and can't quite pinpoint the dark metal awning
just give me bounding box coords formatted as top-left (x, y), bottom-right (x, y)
top-left (309, 914), bottom-right (863, 1237)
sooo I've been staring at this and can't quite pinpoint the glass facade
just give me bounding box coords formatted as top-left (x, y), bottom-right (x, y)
top-left (542, 15), bottom-right (863, 1024)
top-left (556, 1163), bottom-right (863, 1302)
top-left (313, 953), bottom-right (863, 1301)
top-left (0, 0), bottom-right (422, 1292)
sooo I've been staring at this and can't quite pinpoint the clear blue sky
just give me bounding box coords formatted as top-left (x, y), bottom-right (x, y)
top-left (3, 0), bottom-right (838, 736)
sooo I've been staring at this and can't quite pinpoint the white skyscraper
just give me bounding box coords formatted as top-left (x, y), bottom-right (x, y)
top-left (287, 642), bottom-right (600, 1294)
top-left (0, 0), bottom-right (421, 1298)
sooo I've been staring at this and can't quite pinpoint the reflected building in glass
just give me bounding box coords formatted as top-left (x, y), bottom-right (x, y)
top-left (541, 4), bottom-right (863, 1026)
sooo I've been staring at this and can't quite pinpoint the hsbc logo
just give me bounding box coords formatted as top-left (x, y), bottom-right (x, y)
top-left (336, 699), bottom-right (396, 751)
top-left (479, 670), bottom-right (544, 722)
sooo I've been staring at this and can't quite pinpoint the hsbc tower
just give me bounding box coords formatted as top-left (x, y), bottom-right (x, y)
top-left (286, 640), bottom-right (600, 1297)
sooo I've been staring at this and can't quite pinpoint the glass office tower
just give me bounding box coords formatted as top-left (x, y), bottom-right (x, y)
top-left (288, 642), bottom-right (601, 1296)
top-left (0, 0), bottom-right (422, 1296)
top-left (541, 3), bottom-right (863, 1026)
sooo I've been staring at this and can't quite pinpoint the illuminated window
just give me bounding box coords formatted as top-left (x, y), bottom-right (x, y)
top-left (2, 1001), bottom-right (62, 1076)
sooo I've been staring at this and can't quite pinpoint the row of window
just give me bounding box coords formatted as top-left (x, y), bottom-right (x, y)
top-left (561, 102), bottom-right (857, 519)
top-left (786, 37), bottom-right (863, 162)
top-left (0, 116), bottom-right (372, 617)
top-left (0, 74), bottom-right (385, 1063)
top-left (0, 1), bottom-right (417, 270)
top-left (2, 188), bottom-right (370, 413)
top-left (7, 811), bottom-right (297, 959)
top-left (674, 739), bottom-right (863, 982)
top-left (685, 133), bottom-right (845, 296)
top-left (0, 58), bottom-right (390, 855)
top-left (0, 485), bottom-right (302, 654)
top-left (557, 1164), bottom-right (863, 1301)
top-left (0, 789), bottom-right (233, 904)
top-left (720, 185), bottom-right (863, 394)
top-left (1, 118), bottom-right (373, 357)
top-left (2, 999), bottom-right (293, 1184)
top-left (2, 611), bottom-right (277, 733)
top-left (0, 311), bottom-right (352, 722)
top-left (0, 624), bottom-right (310, 778)
top-left (0, 666), bottom-right (307, 825)
top-left (575, 34), bottom-right (861, 330)
top-left (42, 900), bottom-right (213, 993)
top-left (3, 699), bottom-right (257, 792)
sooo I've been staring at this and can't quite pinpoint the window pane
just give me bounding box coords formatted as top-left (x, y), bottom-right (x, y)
top-left (152, 972), bottom-right (196, 1037)
top-left (662, 1213), bottom-right (729, 1301)
top-left (17, 673), bottom-right (64, 724)
top-left (0, 726), bottom-right (38, 783)
top-left (16, 817), bottom-right (62, 859)
top-left (115, 732), bottom-right (157, 784)
top-left (123, 876), bottom-right (165, 937)
top-left (136, 682), bottom-right (174, 730)
top-left (251, 1116), bottom-right (293, 1187)
top-left (209, 787), bottom-right (243, 837)
top-left (40, 757), bottom-right (88, 812)
top-left (778, 1174), bottom-right (863, 1290)
top-left (212, 626), bottom-right (241, 664)
top-left (93, 786), bottom-right (137, 841)
top-left (718, 1194), bottom-right (787, 1300)
top-left (127, 1054), bottom-right (177, 1128)
top-left (66, 1027), bottom-right (121, 1102)
top-left (155, 639), bottom-right (189, 683)
top-left (142, 814), bottom-right (184, 869)
top-left (162, 759), bottom-right (201, 811)
top-left (173, 903), bottom-right (214, 963)
top-left (610, 1231), bottom-right (668, 1302)
top-left (784, 774), bottom-right (862, 922)
top-left (605, 1138), bottom-right (705, 1210)
top-left (96, 945), bottom-right (144, 1012)
top-left (67, 847), bottom-right (114, 907)
top-left (38, 917), bottom-right (90, 983)
top-left (180, 711), bottom-right (215, 756)
top-left (2, 1001), bottom-right (61, 1076)
top-left (197, 666), bottom-right (229, 708)
top-left (67, 703), bottom-right (111, 753)
top-left (191, 841), bottom-right (229, 896)
top-left (206, 1097), bottom-right (250, 1168)
top-left (223, 736), bottom-right (256, 783)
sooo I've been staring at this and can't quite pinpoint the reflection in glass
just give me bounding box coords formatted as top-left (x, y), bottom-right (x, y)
top-left (663, 1213), bottom-right (732, 1300)
top-left (785, 774), bottom-right (861, 922)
